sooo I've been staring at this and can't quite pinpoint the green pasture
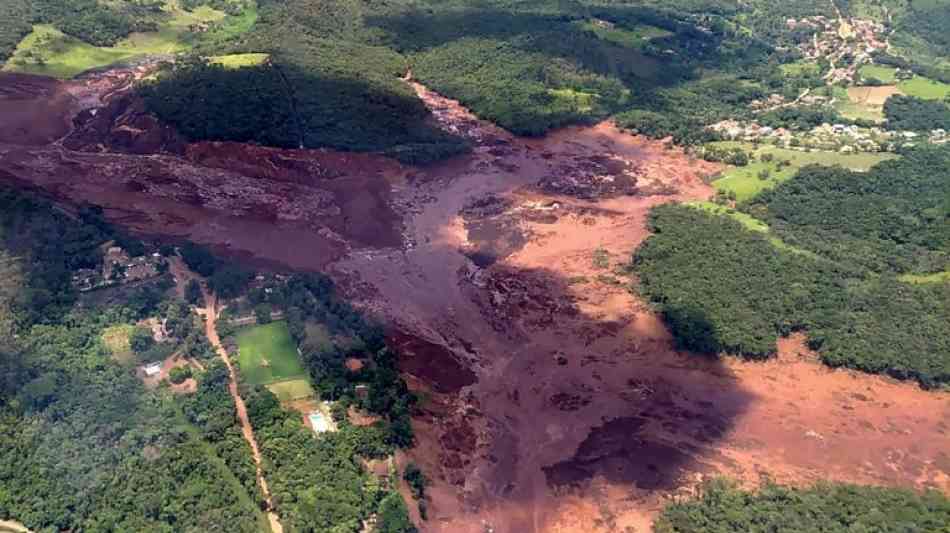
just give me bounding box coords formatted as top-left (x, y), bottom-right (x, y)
top-left (858, 64), bottom-right (898, 83)
top-left (898, 76), bottom-right (950, 100)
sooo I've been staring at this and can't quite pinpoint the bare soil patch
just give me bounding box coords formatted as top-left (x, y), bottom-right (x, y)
top-left (138, 353), bottom-right (199, 394)
top-left (0, 73), bottom-right (74, 145)
top-left (848, 85), bottom-right (902, 105)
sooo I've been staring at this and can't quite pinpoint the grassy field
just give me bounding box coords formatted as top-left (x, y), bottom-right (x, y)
top-left (235, 320), bottom-right (305, 385)
top-left (577, 20), bottom-right (672, 48)
top-left (898, 76), bottom-right (950, 100)
top-left (266, 378), bottom-right (316, 401)
top-left (209, 52), bottom-right (269, 69)
top-left (858, 64), bottom-right (898, 83)
top-left (102, 324), bottom-right (135, 365)
top-left (780, 61), bottom-right (821, 76)
top-left (709, 142), bottom-right (898, 202)
top-left (2, 1), bottom-right (246, 78)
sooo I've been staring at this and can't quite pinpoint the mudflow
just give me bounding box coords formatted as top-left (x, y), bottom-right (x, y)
top-left (0, 67), bottom-right (947, 533)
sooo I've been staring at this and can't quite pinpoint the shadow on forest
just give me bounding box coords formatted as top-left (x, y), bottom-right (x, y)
top-left (365, 4), bottom-right (721, 86)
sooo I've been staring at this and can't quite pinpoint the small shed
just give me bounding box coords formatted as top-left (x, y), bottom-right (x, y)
top-left (144, 362), bottom-right (162, 377)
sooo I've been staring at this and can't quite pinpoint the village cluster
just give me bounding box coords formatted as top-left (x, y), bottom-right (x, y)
top-left (710, 119), bottom-right (948, 153)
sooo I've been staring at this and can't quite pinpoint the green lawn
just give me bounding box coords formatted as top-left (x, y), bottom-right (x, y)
top-left (858, 64), bottom-right (898, 83)
top-left (898, 76), bottom-right (950, 100)
top-left (709, 142), bottom-right (897, 202)
top-left (235, 320), bottom-right (306, 385)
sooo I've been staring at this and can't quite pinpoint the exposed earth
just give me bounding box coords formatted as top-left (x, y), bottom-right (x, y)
top-left (0, 67), bottom-right (947, 533)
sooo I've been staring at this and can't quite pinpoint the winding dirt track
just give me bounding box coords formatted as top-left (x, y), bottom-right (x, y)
top-left (0, 69), bottom-right (948, 533)
top-left (170, 257), bottom-right (283, 533)
top-left (204, 295), bottom-right (284, 533)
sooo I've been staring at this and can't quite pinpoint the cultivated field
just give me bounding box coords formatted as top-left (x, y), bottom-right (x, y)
top-left (235, 320), bottom-right (306, 385)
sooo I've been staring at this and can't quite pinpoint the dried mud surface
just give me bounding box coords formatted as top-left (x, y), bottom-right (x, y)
top-left (0, 69), bottom-right (947, 533)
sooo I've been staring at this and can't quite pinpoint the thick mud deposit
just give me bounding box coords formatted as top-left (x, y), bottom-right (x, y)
top-left (1, 70), bottom-right (948, 533)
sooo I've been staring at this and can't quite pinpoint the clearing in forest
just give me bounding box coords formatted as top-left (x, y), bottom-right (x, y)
top-left (235, 320), bottom-right (305, 385)
top-left (101, 324), bottom-right (135, 365)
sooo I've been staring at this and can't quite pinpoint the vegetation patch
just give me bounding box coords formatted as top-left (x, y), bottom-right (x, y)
top-left (208, 52), bottom-right (268, 68)
top-left (898, 76), bottom-right (950, 100)
top-left (884, 94), bottom-right (950, 131)
top-left (3, 0), bottom-right (249, 78)
top-left (235, 320), bottom-right (305, 385)
top-left (101, 323), bottom-right (136, 365)
top-left (635, 147), bottom-right (950, 387)
top-left (655, 479), bottom-right (950, 533)
top-left (0, 0), bottom-right (32, 67)
top-left (858, 64), bottom-right (898, 84)
top-left (266, 378), bottom-right (315, 401)
top-left (707, 142), bottom-right (896, 202)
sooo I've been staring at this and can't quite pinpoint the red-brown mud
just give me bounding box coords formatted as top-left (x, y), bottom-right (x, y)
top-left (0, 69), bottom-right (405, 269)
top-left (0, 68), bottom-right (947, 533)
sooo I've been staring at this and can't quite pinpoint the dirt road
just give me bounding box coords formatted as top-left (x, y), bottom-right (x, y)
top-left (203, 288), bottom-right (283, 533)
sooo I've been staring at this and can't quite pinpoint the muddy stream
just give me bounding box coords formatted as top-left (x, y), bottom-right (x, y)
top-left (0, 67), bottom-right (947, 533)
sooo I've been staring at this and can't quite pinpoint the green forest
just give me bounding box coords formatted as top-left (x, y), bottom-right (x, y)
top-left (655, 479), bottom-right (950, 533)
top-left (0, 185), bottom-right (420, 533)
top-left (134, 0), bottom-right (854, 155)
top-left (0, 187), bottom-right (265, 531)
top-left (634, 146), bottom-right (950, 387)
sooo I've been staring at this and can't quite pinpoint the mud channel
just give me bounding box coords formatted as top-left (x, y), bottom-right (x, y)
top-left (0, 67), bottom-right (948, 533)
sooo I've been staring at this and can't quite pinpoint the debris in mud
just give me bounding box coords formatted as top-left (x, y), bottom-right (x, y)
top-left (64, 93), bottom-right (186, 155)
top-left (465, 266), bottom-right (580, 338)
top-left (538, 154), bottom-right (639, 199)
top-left (459, 194), bottom-right (528, 267)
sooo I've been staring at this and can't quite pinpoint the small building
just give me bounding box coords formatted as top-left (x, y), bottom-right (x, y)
top-left (144, 362), bottom-right (162, 377)
top-left (355, 384), bottom-right (370, 400)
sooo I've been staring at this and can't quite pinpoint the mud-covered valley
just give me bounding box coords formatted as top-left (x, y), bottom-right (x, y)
top-left (1, 66), bottom-right (948, 533)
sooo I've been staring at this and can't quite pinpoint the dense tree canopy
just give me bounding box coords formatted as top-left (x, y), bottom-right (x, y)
top-left (634, 148), bottom-right (950, 387)
top-left (655, 480), bottom-right (950, 533)
top-left (884, 95), bottom-right (950, 131)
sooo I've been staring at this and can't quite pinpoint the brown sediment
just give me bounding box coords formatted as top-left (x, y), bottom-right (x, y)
top-left (0, 68), bottom-right (947, 533)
